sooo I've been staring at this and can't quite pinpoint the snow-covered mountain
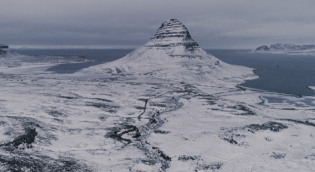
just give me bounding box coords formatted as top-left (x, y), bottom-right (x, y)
top-left (0, 44), bottom-right (16, 57)
top-left (83, 19), bottom-right (256, 86)
top-left (254, 43), bottom-right (315, 53)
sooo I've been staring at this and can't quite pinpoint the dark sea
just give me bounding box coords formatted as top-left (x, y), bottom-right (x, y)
top-left (14, 49), bottom-right (134, 73)
top-left (14, 49), bottom-right (315, 96)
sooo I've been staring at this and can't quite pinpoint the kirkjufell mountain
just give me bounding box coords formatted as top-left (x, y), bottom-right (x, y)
top-left (0, 44), bottom-right (15, 57)
top-left (83, 19), bottom-right (256, 86)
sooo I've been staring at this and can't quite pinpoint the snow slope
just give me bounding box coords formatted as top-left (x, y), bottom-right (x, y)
top-left (0, 44), bottom-right (18, 58)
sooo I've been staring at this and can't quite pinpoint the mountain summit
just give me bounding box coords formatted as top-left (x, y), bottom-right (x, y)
top-left (146, 19), bottom-right (199, 50)
top-left (82, 19), bottom-right (256, 86)
top-left (0, 44), bottom-right (15, 58)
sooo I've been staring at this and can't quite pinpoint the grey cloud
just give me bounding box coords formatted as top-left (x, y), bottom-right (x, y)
top-left (1, 0), bottom-right (315, 49)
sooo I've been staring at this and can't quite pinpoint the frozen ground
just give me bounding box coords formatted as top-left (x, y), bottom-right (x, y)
top-left (1, 20), bottom-right (315, 171)
top-left (1, 67), bottom-right (315, 171)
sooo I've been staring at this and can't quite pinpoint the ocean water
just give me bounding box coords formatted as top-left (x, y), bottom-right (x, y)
top-left (14, 49), bottom-right (315, 96)
top-left (14, 49), bottom-right (134, 73)
top-left (206, 49), bottom-right (315, 96)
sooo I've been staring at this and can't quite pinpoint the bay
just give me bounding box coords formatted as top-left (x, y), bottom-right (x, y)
top-left (14, 48), bottom-right (315, 96)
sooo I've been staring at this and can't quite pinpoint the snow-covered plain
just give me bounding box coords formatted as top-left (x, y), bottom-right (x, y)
top-left (1, 19), bottom-right (315, 171)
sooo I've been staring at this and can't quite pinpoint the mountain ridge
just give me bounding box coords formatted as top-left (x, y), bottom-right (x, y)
top-left (0, 44), bottom-right (17, 58)
top-left (254, 43), bottom-right (315, 52)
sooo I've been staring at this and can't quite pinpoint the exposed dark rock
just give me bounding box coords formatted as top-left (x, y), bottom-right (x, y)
top-left (154, 130), bottom-right (170, 134)
top-left (157, 149), bottom-right (171, 161)
top-left (255, 45), bottom-right (269, 51)
top-left (245, 121), bottom-right (288, 133)
top-left (105, 125), bottom-right (141, 144)
top-left (270, 152), bottom-right (286, 159)
top-left (146, 19), bottom-right (199, 50)
top-left (0, 128), bottom-right (38, 148)
top-left (223, 138), bottom-right (238, 144)
top-left (178, 155), bottom-right (200, 161)
top-left (197, 162), bottom-right (223, 170)
top-left (0, 44), bottom-right (11, 56)
top-left (280, 119), bottom-right (315, 127)
top-left (135, 106), bottom-right (145, 110)
top-left (0, 155), bottom-right (91, 172)
top-left (0, 44), bottom-right (9, 49)
top-left (87, 103), bottom-right (119, 113)
top-left (58, 95), bottom-right (78, 99)
top-left (141, 159), bottom-right (157, 165)
top-left (47, 110), bottom-right (66, 117)
top-left (227, 105), bottom-right (255, 115)
top-left (221, 121), bottom-right (287, 145)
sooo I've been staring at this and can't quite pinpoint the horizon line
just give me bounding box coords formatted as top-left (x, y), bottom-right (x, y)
top-left (10, 45), bottom-right (140, 50)
top-left (9, 45), bottom-right (254, 50)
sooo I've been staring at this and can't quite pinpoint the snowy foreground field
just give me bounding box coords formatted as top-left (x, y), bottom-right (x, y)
top-left (1, 20), bottom-right (315, 171)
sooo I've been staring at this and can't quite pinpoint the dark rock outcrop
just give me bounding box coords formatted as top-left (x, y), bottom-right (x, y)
top-left (0, 44), bottom-right (9, 49)
top-left (0, 44), bottom-right (15, 57)
top-left (146, 19), bottom-right (199, 50)
top-left (0, 128), bottom-right (38, 148)
top-left (0, 44), bottom-right (9, 55)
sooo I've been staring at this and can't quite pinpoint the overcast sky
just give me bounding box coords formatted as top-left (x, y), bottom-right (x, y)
top-left (1, 0), bottom-right (315, 49)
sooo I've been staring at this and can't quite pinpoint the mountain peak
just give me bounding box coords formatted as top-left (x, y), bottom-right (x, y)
top-left (146, 19), bottom-right (199, 49)
top-left (0, 44), bottom-right (10, 56)
top-left (0, 44), bottom-right (17, 58)
top-left (0, 44), bottom-right (9, 49)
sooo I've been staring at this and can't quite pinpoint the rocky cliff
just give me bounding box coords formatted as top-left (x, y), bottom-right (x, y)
top-left (0, 44), bottom-right (15, 57)
top-left (146, 19), bottom-right (199, 50)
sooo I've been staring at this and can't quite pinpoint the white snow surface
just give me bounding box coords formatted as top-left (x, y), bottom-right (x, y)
top-left (0, 20), bottom-right (314, 171)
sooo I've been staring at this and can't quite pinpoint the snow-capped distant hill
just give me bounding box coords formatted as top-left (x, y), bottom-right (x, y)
top-left (254, 43), bottom-right (315, 54)
top-left (82, 19), bottom-right (256, 86)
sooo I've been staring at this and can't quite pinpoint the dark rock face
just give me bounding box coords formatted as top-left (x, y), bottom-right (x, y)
top-left (0, 44), bottom-right (10, 55)
top-left (1, 128), bottom-right (38, 148)
top-left (255, 45), bottom-right (269, 51)
top-left (150, 19), bottom-right (193, 40)
top-left (0, 44), bottom-right (9, 49)
top-left (245, 121), bottom-right (288, 132)
top-left (146, 19), bottom-right (199, 49)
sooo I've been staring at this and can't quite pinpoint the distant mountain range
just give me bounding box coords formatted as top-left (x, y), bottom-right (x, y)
top-left (253, 43), bottom-right (315, 53)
